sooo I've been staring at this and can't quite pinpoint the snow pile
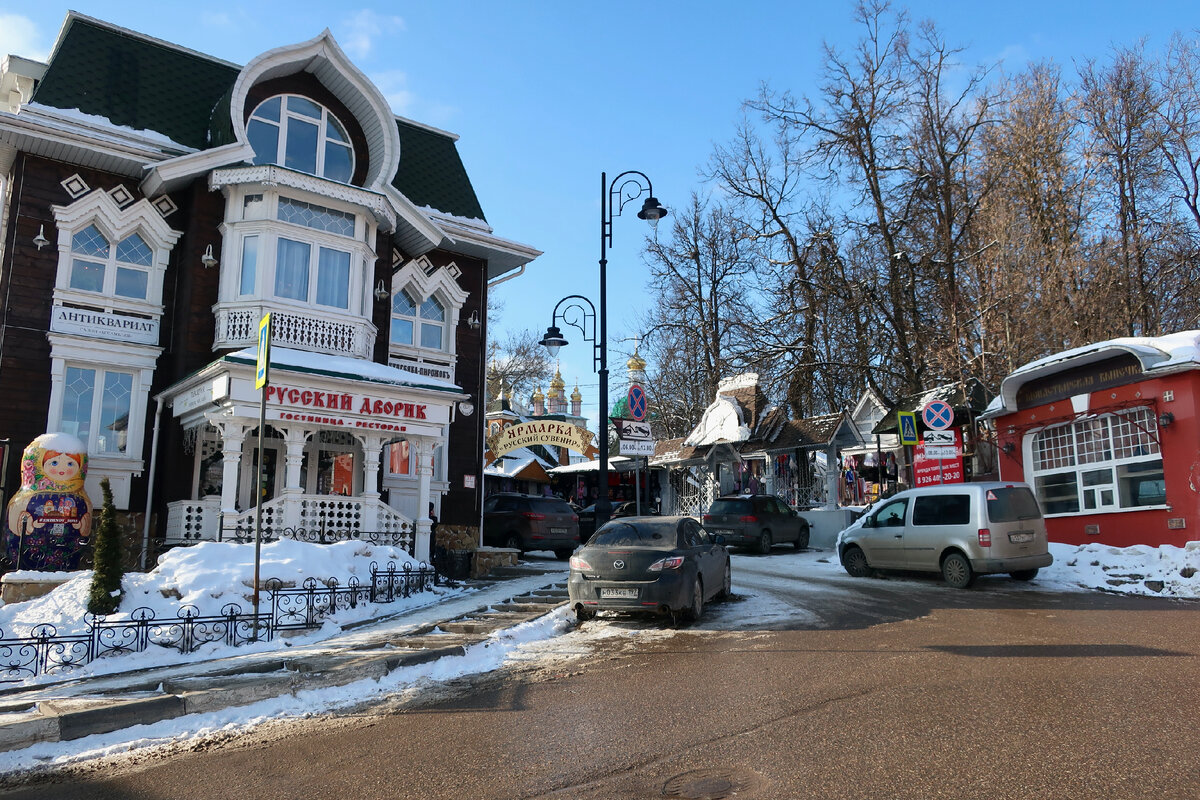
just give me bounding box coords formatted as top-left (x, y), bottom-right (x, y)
top-left (0, 540), bottom-right (462, 683)
top-left (1043, 540), bottom-right (1200, 597)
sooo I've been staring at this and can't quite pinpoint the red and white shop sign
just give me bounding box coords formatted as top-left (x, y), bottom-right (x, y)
top-left (264, 384), bottom-right (430, 420)
top-left (913, 427), bottom-right (964, 487)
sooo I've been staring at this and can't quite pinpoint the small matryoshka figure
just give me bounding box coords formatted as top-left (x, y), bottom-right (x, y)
top-left (4, 433), bottom-right (93, 571)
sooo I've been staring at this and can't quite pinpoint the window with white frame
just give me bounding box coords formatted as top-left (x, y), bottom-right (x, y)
top-left (248, 95), bottom-right (355, 183)
top-left (233, 193), bottom-right (362, 311)
top-left (68, 225), bottom-right (154, 301)
top-left (60, 365), bottom-right (134, 455)
top-left (390, 289), bottom-right (445, 350)
top-left (1030, 407), bottom-right (1164, 515)
top-left (385, 439), bottom-right (442, 481)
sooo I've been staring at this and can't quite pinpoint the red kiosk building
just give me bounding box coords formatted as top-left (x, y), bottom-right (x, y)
top-left (984, 331), bottom-right (1200, 547)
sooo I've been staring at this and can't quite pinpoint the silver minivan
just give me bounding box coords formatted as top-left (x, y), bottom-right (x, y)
top-left (837, 482), bottom-right (1053, 588)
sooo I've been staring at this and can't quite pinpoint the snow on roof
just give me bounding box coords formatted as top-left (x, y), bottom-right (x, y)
top-left (227, 347), bottom-right (464, 393)
top-left (987, 330), bottom-right (1200, 417)
top-left (547, 457), bottom-right (635, 474)
top-left (1013, 330), bottom-right (1200, 377)
top-left (484, 449), bottom-right (549, 478)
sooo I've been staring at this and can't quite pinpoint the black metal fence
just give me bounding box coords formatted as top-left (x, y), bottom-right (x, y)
top-left (0, 560), bottom-right (436, 682)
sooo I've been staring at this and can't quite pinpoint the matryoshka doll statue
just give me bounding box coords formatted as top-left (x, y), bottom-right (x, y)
top-left (4, 433), bottom-right (93, 571)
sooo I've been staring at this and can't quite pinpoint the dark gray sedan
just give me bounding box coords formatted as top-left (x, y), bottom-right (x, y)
top-left (567, 516), bottom-right (731, 623)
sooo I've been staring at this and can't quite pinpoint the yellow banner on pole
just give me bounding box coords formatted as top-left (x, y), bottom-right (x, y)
top-left (485, 421), bottom-right (598, 464)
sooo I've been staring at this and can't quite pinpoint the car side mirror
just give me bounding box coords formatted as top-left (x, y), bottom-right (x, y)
top-left (712, 534), bottom-right (726, 546)
top-left (862, 516), bottom-right (874, 529)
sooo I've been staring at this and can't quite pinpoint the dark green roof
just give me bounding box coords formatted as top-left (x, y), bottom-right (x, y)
top-left (393, 120), bottom-right (486, 222)
top-left (34, 16), bottom-right (238, 150)
top-left (32, 15), bottom-right (485, 220)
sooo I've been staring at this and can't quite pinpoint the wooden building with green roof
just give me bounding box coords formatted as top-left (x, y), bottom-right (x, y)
top-left (0, 13), bottom-right (540, 563)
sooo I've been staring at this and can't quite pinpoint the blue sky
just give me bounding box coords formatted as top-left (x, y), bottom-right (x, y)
top-left (1, 1), bottom-right (1192, 431)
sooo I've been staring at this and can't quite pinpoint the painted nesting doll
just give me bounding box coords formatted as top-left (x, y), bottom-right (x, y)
top-left (4, 433), bottom-right (93, 571)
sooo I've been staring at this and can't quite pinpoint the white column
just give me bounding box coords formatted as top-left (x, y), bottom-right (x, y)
top-left (360, 434), bottom-right (383, 498)
top-left (217, 422), bottom-right (246, 537)
top-left (824, 444), bottom-right (840, 510)
top-left (413, 437), bottom-right (437, 562)
top-left (359, 434), bottom-right (384, 530)
top-left (281, 427), bottom-right (308, 528)
top-left (282, 428), bottom-right (307, 493)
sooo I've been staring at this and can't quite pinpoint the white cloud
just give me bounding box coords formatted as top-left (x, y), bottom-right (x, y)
top-left (0, 14), bottom-right (49, 62)
top-left (339, 9), bottom-right (406, 61)
top-left (371, 69), bottom-right (416, 115)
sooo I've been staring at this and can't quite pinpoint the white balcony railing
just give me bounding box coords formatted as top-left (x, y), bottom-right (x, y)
top-left (214, 304), bottom-right (375, 358)
top-left (165, 495), bottom-right (414, 545)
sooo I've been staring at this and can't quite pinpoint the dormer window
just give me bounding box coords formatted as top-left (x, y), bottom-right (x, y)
top-left (248, 95), bottom-right (354, 183)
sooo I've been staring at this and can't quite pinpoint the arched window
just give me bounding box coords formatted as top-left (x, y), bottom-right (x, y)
top-left (68, 225), bottom-right (154, 300)
top-left (390, 289), bottom-right (446, 351)
top-left (248, 95), bottom-right (354, 183)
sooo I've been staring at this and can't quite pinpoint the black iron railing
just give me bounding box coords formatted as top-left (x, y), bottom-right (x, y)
top-left (0, 560), bottom-right (436, 681)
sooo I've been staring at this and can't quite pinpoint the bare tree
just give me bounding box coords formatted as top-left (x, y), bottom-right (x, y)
top-left (485, 328), bottom-right (554, 408)
top-left (639, 194), bottom-right (756, 438)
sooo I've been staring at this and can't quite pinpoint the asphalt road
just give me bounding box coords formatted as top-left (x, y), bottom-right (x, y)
top-left (7, 552), bottom-right (1199, 800)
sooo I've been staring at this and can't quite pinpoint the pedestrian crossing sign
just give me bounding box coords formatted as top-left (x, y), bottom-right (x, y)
top-left (898, 411), bottom-right (918, 445)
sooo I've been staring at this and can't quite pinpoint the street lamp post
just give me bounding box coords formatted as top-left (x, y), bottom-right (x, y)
top-left (540, 171), bottom-right (667, 531)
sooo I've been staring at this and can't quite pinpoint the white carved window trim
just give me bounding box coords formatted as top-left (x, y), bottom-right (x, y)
top-left (52, 192), bottom-right (181, 317)
top-left (387, 256), bottom-right (469, 361)
top-left (45, 334), bottom-right (161, 508)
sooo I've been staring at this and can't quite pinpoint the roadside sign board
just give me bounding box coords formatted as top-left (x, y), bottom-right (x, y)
top-left (922, 400), bottom-right (954, 431)
top-left (627, 384), bottom-right (647, 421)
top-left (619, 438), bottom-right (655, 456)
top-left (897, 411), bottom-right (918, 445)
top-left (614, 419), bottom-right (651, 440)
top-left (914, 428), bottom-right (964, 486)
top-left (255, 314), bottom-right (271, 389)
top-left (922, 430), bottom-right (958, 459)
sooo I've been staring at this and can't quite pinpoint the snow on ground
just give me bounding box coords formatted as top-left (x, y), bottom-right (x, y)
top-left (0, 540), bottom-right (471, 685)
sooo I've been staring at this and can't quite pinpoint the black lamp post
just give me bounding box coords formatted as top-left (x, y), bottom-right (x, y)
top-left (540, 171), bottom-right (667, 531)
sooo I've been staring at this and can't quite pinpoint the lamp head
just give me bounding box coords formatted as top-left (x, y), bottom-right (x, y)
top-left (637, 197), bottom-right (668, 222)
top-left (539, 325), bottom-right (569, 357)
top-left (201, 244), bottom-right (218, 268)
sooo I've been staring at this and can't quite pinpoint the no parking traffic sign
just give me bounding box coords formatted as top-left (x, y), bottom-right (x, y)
top-left (922, 400), bottom-right (954, 431)
top-left (627, 384), bottom-right (647, 422)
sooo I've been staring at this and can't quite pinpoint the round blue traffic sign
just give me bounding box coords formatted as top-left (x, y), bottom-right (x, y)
top-left (628, 384), bottom-right (647, 421)
top-left (922, 400), bottom-right (954, 431)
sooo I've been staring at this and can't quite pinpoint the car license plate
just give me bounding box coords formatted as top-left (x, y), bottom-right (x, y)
top-left (550, 527), bottom-right (568, 534)
top-left (711, 529), bottom-right (733, 536)
top-left (600, 587), bottom-right (638, 599)
top-left (1008, 532), bottom-right (1035, 543)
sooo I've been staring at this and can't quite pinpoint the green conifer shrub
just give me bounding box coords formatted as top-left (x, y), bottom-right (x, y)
top-left (88, 478), bottom-right (124, 615)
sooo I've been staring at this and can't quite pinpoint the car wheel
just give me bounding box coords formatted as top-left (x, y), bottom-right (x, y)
top-left (757, 530), bottom-right (772, 555)
top-left (941, 551), bottom-right (975, 589)
top-left (575, 604), bottom-right (595, 622)
top-left (683, 576), bottom-right (704, 621)
top-left (841, 545), bottom-right (871, 577)
top-left (716, 562), bottom-right (732, 600)
top-left (1010, 568), bottom-right (1039, 581)
top-left (794, 526), bottom-right (809, 550)
top-left (504, 534), bottom-right (522, 552)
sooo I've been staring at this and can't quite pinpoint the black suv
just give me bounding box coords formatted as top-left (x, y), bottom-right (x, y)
top-left (482, 493), bottom-right (581, 559)
top-left (702, 494), bottom-right (810, 554)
